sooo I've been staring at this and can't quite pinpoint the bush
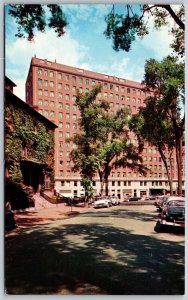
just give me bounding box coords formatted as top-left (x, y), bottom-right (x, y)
top-left (5, 179), bottom-right (35, 210)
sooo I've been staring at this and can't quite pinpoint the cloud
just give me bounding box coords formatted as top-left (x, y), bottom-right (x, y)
top-left (6, 29), bottom-right (91, 99)
top-left (138, 11), bottom-right (174, 59)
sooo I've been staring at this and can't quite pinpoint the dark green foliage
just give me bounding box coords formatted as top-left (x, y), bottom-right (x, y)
top-left (8, 4), bottom-right (68, 41)
top-left (104, 5), bottom-right (184, 57)
top-left (5, 102), bottom-right (55, 185)
top-left (5, 179), bottom-right (34, 210)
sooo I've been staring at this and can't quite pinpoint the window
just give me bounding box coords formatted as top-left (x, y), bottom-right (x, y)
top-left (104, 83), bottom-right (108, 89)
top-left (121, 87), bottom-right (125, 92)
top-left (58, 83), bottom-right (62, 90)
top-left (121, 95), bottom-right (125, 101)
top-left (59, 131), bottom-right (63, 138)
top-left (59, 141), bottom-right (63, 147)
top-left (132, 89), bottom-right (136, 94)
top-left (74, 181), bottom-right (77, 186)
top-left (38, 78), bottom-right (42, 85)
top-left (116, 94), bottom-right (119, 100)
top-left (79, 77), bottom-right (83, 84)
top-left (66, 133), bottom-right (70, 138)
top-left (59, 112), bottom-right (63, 119)
top-left (66, 104), bottom-right (70, 110)
top-left (66, 113), bottom-right (70, 120)
top-left (66, 151), bottom-right (70, 157)
top-left (65, 94), bottom-right (70, 100)
top-left (104, 92), bottom-right (108, 98)
top-left (137, 90), bottom-right (141, 95)
top-left (110, 84), bottom-right (113, 89)
top-left (59, 122), bottom-right (63, 128)
top-left (72, 95), bottom-right (76, 102)
top-left (137, 98), bottom-right (141, 104)
top-left (50, 111), bottom-right (54, 118)
top-left (59, 160), bottom-right (63, 167)
top-left (85, 88), bottom-right (89, 93)
top-left (65, 75), bottom-right (69, 81)
top-left (61, 181), bottom-right (65, 186)
top-left (115, 86), bottom-right (119, 91)
top-left (38, 89), bottom-right (42, 96)
top-left (50, 101), bottom-right (54, 107)
top-left (73, 105), bottom-right (77, 110)
top-left (110, 93), bottom-right (113, 98)
top-left (73, 114), bottom-right (77, 120)
top-left (58, 102), bottom-right (63, 108)
top-left (44, 90), bottom-right (48, 96)
top-left (112, 181), bottom-right (115, 186)
top-left (58, 92), bottom-right (62, 98)
top-left (116, 103), bottom-right (119, 108)
top-left (72, 86), bottom-right (76, 92)
top-left (132, 97), bottom-right (136, 103)
top-left (44, 110), bottom-right (48, 117)
top-left (91, 80), bottom-right (95, 86)
top-left (73, 123), bottom-right (77, 129)
top-left (66, 123), bottom-right (70, 129)
top-left (50, 91), bottom-right (54, 97)
top-left (98, 92), bottom-right (102, 98)
top-left (127, 88), bottom-right (130, 93)
top-left (50, 81), bottom-right (54, 87)
top-left (38, 99), bottom-right (43, 106)
top-left (72, 76), bottom-right (76, 82)
top-left (44, 80), bottom-right (48, 87)
top-left (38, 68), bottom-right (42, 75)
top-left (110, 102), bottom-right (114, 108)
top-left (58, 73), bottom-right (62, 79)
top-left (49, 71), bottom-right (54, 78)
top-left (118, 181), bottom-right (121, 186)
top-left (65, 84), bottom-right (69, 90)
top-left (44, 70), bottom-right (48, 76)
top-left (79, 87), bottom-right (83, 93)
top-left (85, 79), bottom-right (89, 85)
top-left (127, 96), bottom-right (130, 101)
top-left (44, 100), bottom-right (48, 106)
top-left (59, 151), bottom-right (63, 157)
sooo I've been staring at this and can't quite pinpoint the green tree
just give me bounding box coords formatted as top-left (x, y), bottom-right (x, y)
top-left (132, 56), bottom-right (184, 195)
top-left (71, 86), bottom-right (146, 197)
top-left (8, 4), bottom-right (68, 41)
top-left (104, 4), bottom-right (184, 57)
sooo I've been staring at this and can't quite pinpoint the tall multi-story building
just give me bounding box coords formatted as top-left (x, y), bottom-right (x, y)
top-left (26, 56), bottom-right (184, 198)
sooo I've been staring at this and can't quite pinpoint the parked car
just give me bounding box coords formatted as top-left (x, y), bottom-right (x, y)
top-left (155, 196), bottom-right (185, 232)
top-left (93, 197), bottom-right (112, 208)
top-left (128, 197), bottom-right (141, 201)
top-left (108, 196), bottom-right (120, 205)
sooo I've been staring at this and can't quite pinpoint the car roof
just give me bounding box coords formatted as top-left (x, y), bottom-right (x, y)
top-left (166, 196), bottom-right (185, 202)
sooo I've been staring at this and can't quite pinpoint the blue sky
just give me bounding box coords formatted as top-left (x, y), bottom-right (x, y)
top-left (5, 4), bottom-right (175, 100)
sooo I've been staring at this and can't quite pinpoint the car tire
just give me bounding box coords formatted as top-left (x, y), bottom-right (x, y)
top-left (154, 220), bottom-right (163, 233)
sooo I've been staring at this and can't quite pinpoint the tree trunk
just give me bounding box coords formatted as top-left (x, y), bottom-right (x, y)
top-left (176, 135), bottom-right (183, 196)
top-left (158, 147), bottom-right (173, 195)
top-left (98, 171), bottom-right (104, 196)
top-left (105, 175), bottom-right (109, 196)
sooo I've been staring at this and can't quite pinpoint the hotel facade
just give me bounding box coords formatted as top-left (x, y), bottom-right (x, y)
top-left (26, 57), bottom-right (185, 199)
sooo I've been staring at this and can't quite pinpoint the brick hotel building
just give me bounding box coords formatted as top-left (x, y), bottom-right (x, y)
top-left (26, 57), bottom-right (185, 198)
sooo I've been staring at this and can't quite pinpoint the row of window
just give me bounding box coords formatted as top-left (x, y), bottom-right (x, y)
top-left (59, 180), bottom-right (174, 187)
top-left (37, 67), bottom-right (148, 96)
top-left (38, 99), bottom-right (78, 110)
top-left (38, 110), bottom-right (78, 121)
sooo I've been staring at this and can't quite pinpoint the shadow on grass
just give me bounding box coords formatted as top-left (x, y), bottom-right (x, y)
top-left (5, 219), bottom-right (184, 295)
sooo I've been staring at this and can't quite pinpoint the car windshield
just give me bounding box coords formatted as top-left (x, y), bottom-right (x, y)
top-left (168, 200), bottom-right (185, 207)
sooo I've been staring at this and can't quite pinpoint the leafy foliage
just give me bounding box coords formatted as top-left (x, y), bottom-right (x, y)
top-left (131, 56), bottom-right (184, 195)
top-left (104, 4), bottom-right (184, 57)
top-left (70, 86), bottom-right (146, 196)
top-left (8, 4), bottom-right (68, 41)
top-left (5, 102), bottom-right (55, 185)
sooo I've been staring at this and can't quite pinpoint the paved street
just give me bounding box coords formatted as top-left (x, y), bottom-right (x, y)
top-left (5, 204), bottom-right (184, 295)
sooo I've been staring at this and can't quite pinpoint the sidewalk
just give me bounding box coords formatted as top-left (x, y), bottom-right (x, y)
top-left (5, 203), bottom-right (93, 238)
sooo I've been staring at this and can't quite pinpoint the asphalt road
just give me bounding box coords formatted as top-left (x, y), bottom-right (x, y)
top-left (5, 204), bottom-right (185, 295)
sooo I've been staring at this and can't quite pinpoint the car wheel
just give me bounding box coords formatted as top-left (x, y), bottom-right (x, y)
top-left (154, 220), bottom-right (163, 233)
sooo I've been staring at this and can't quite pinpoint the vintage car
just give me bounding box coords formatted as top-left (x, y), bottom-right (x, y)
top-left (155, 196), bottom-right (185, 231)
top-left (108, 196), bottom-right (120, 205)
top-left (93, 197), bottom-right (113, 208)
